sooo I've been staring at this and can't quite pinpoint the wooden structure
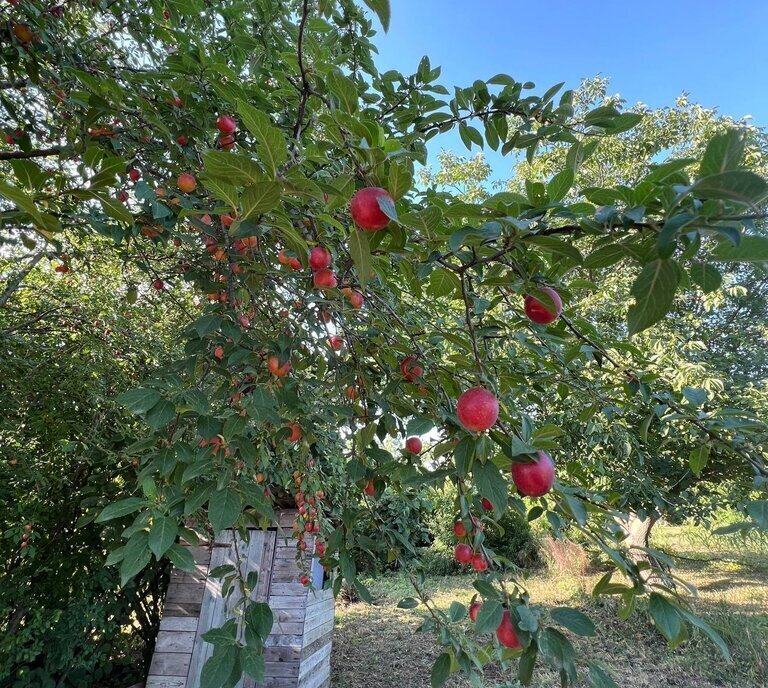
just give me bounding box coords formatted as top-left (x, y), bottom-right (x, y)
top-left (146, 510), bottom-right (334, 688)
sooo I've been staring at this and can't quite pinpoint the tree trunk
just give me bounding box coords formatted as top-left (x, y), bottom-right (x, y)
top-left (623, 511), bottom-right (657, 551)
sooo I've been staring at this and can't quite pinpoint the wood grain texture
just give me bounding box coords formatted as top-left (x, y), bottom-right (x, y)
top-left (145, 677), bottom-right (187, 688)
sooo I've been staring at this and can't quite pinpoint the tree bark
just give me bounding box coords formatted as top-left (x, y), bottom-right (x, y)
top-left (623, 511), bottom-right (657, 551)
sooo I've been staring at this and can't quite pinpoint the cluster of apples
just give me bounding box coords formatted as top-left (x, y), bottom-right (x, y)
top-left (292, 489), bottom-right (326, 586)
top-left (216, 115), bottom-right (237, 151)
top-left (19, 524), bottom-right (33, 549)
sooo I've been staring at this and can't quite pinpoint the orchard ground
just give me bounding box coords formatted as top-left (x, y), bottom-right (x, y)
top-left (331, 522), bottom-right (768, 688)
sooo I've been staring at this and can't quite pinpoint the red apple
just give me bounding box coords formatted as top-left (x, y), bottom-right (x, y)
top-left (176, 134), bottom-right (188, 146)
top-left (216, 115), bottom-right (237, 135)
top-left (496, 610), bottom-right (521, 649)
top-left (471, 553), bottom-right (488, 572)
top-left (316, 541), bottom-right (325, 555)
top-left (350, 187), bottom-right (394, 231)
top-left (288, 257), bottom-right (302, 271)
top-left (454, 543), bottom-right (473, 564)
top-left (405, 437), bottom-right (422, 454)
top-left (524, 287), bottom-right (562, 325)
top-left (173, 95), bottom-right (183, 108)
top-left (400, 356), bottom-right (423, 382)
top-left (152, 279), bottom-right (164, 290)
top-left (313, 268), bottom-right (337, 290)
top-left (364, 480), bottom-right (374, 497)
top-left (267, 355), bottom-right (291, 377)
top-left (286, 423), bottom-right (302, 442)
top-left (177, 173), bottom-right (197, 193)
top-left (347, 290), bottom-right (364, 309)
top-left (309, 246), bottom-right (332, 270)
top-left (328, 335), bottom-right (344, 351)
top-left (457, 387), bottom-right (499, 433)
top-left (481, 497), bottom-right (494, 512)
top-left (469, 601), bottom-right (482, 622)
top-left (116, 190), bottom-right (129, 203)
top-left (300, 574), bottom-right (310, 586)
top-left (128, 168), bottom-right (141, 182)
top-left (510, 451), bottom-right (555, 497)
top-left (214, 345), bottom-right (224, 359)
top-left (218, 134), bottom-right (235, 150)
top-left (453, 520), bottom-right (467, 538)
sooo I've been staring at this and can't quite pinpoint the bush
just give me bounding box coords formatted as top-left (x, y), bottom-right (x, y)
top-left (418, 542), bottom-right (464, 576)
top-left (483, 510), bottom-right (541, 569)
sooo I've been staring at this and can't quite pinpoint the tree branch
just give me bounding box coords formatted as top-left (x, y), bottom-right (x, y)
top-left (0, 252), bottom-right (44, 308)
top-left (0, 147), bottom-right (62, 161)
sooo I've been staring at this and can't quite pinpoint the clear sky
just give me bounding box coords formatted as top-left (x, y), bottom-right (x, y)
top-left (373, 0), bottom-right (768, 180)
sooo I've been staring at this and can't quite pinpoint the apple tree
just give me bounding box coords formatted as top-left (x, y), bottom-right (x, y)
top-left (1, 1), bottom-right (767, 686)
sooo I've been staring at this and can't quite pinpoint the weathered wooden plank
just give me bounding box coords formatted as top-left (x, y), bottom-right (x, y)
top-left (303, 606), bottom-right (334, 633)
top-left (165, 583), bottom-right (205, 604)
top-left (268, 595), bottom-right (307, 609)
top-left (255, 530), bottom-right (276, 603)
top-left (269, 621), bottom-right (304, 635)
top-left (270, 583), bottom-right (308, 596)
top-left (155, 630), bottom-right (196, 654)
top-left (163, 603), bottom-right (201, 617)
top-left (305, 588), bottom-right (334, 608)
top-left (171, 566), bottom-right (208, 583)
top-left (160, 616), bottom-right (199, 632)
top-left (263, 645), bottom-right (301, 663)
top-left (148, 652), bottom-right (191, 677)
top-left (186, 546), bottom-right (212, 565)
top-left (272, 607), bottom-right (305, 623)
top-left (299, 629), bottom-right (332, 661)
top-left (298, 642), bottom-right (332, 683)
top-left (264, 634), bottom-right (302, 649)
top-left (302, 618), bottom-right (333, 648)
top-left (145, 677), bottom-right (186, 688)
top-left (263, 661), bottom-right (300, 678)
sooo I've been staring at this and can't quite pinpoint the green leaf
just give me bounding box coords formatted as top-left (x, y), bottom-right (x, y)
top-left (693, 170), bottom-right (767, 204)
top-left (711, 236), bottom-right (768, 262)
top-left (167, 543), bottom-right (196, 571)
top-left (584, 244), bottom-right (627, 269)
top-left (96, 497), bottom-right (147, 523)
top-left (397, 597), bottom-right (420, 609)
top-left (202, 151), bottom-right (264, 185)
top-left (700, 129), bottom-right (745, 177)
top-left (363, 0), bottom-right (391, 31)
top-left (120, 531), bottom-right (151, 585)
top-left (148, 516), bottom-right (178, 558)
top-left (677, 609), bottom-right (731, 661)
top-left (689, 263), bottom-right (722, 293)
top-left (245, 602), bottom-right (274, 639)
top-left (241, 647), bottom-right (265, 682)
top-left (208, 487), bottom-right (241, 533)
top-left (430, 652), bottom-right (451, 688)
top-left (349, 230), bottom-right (372, 289)
top-left (326, 71), bottom-right (359, 113)
top-left (538, 628), bottom-right (577, 682)
top-left (116, 387), bottom-right (161, 414)
top-left (547, 168), bottom-right (574, 203)
top-left (648, 593), bottom-right (682, 644)
top-left (475, 600), bottom-right (503, 634)
top-left (93, 191), bottom-right (134, 225)
top-left (688, 445), bottom-right (710, 477)
top-left (746, 500), bottom-right (768, 529)
top-left (388, 162), bottom-right (412, 200)
top-left (241, 182), bottom-right (281, 219)
top-left (449, 601), bottom-right (467, 622)
top-left (237, 100), bottom-right (287, 176)
top-left (200, 645), bottom-right (237, 688)
top-left (550, 607), bottom-right (596, 636)
top-left (146, 399), bottom-right (176, 430)
top-left (627, 259), bottom-right (681, 335)
top-left (428, 268), bottom-right (461, 298)
top-left (525, 235), bottom-right (583, 265)
top-left (473, 460), bottom-right (509, 516)
top-left (202, 621), bottom-right (237, 645)
top-left (587, 662), bottom-right (619, 688)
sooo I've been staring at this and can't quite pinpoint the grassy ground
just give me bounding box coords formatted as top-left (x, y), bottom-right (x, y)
top-left (330, 524), bottom-right (768, 688)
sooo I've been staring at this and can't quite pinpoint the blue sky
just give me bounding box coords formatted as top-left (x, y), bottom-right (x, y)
top-left (373, 0), bottom-right (768, 180)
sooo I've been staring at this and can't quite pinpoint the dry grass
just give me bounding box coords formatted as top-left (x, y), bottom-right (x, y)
top-left (330, 524), bottom-right (768, 688)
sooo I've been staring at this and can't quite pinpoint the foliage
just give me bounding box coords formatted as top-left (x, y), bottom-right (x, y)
top-left (1, 2), bottom-right (767, 687)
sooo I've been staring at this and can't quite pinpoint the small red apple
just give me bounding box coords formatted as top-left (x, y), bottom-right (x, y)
top-left (216, 115), bottom-right (237, 135)
top-left (288, 257), bottom-right (302, 271)
top-left (173, 95), bottom-right (183, 108)
top-left (364, 480), bottom-right (374, 497)
top-left (405, 437), bottom-right (422, 454)
top-left (128, 168), bottom-right (141, 182)
top-left (453, 520), bottom-right (467, 538)
top-left (214, 345), bottom-right (224, 359)
top-left (469, 601), bottom-right (482, 622)
top-left (316, 541), bottom-right (325, 555)
top-left (328, 335), bottom-right (344, 351)
top-left (309, 246), bottom-right (332, 270)
top-left (457, 387), bottom-right (499, 433)
top-left (454, 543), bottom-right (473, 564)
top-left (218, 134), bottom-right (236, 150)
top-left (471, 553), bottom-right (488, 572)
top-left (152, 279), bottom-right (164, 290)
top-left (176, 134), bottom-right (188, 146)
top-left (300, 574), bottom-right (310, 586)
top-left (286, 422), bottom-right (302, 442)
top-left (510, 451), bottom-right (555, 497)
top-left (400, 356), bottom-right (423, 382)
top-left (267, 355), bottom-right (291, 377)
top-left (481, 497), bottom-right (493, 511)
top-left (346, 289), bottom-right (364, 309)
top-left (116, 190), bottom-right (129, 203)
top-left (177, 173), bottom-right (196, 193)
top-left (524, 287), bottom-right (562, 325)
top-left (313, 268), bottom-right (337, 290)
top-left (350, 187), bottom-right (394, 231)
top-left (496, 610), bottom-right (521, 649)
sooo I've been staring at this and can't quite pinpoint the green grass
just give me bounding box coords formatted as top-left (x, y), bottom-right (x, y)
top-left (330, 523), bottom-right (768, 688)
